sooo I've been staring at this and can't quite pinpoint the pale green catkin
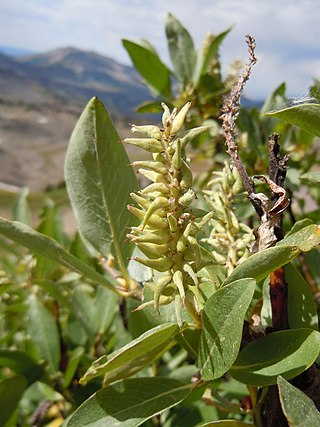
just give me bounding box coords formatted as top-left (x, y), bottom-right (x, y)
top-left (125, 103), bottom-right (215, 326)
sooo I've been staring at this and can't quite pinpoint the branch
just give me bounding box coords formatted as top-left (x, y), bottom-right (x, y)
top-left (220, 35), bottom-right (263, 218)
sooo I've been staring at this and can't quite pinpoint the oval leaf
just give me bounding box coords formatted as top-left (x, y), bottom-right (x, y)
top-left (265, 103), bottom-right (320, 137)
top-left (65, 97), bottom-right (139, 269)
top-left (230, 329), bottom-right (320, 386)
top-left (199, 278), bottom-right (256, 381)
top-left (224, 245), bottom-right (300, 285)
top-left (277, 376), bottom-right (320, 427)
top-left (80, 323), bottom-right (180, 385)
top-left (66, 377), bottom-right (191, 427)
top-left (166, 13), bottom-right (196, 84)
top-left (27, 294), bottom-right (61, 373)
top-left (122, 40), bottom-right (172, 97)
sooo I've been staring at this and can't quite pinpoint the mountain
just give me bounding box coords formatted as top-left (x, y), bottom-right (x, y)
top-left (0, 46), bottom-right (150, 116)
top-left (0, 47), bottom-right (152, 192)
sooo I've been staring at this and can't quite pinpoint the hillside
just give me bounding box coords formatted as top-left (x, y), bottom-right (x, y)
top-left (0, 47), bottom-right (152, 191)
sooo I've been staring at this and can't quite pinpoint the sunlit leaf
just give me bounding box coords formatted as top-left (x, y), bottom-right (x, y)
top-left (265, 103), bottom-right (320, 137)
top-left (199, 278), bottom-right (256, 380)
top-left (66, 377), bottom-right (192, 427)
top-left (65, 97), bottom-right (139, 271)
top-left (80, 323), bottom-right (180, 385)
top-left (166, 13), bottom-right (196, 84)
top-left (278, 376), bottom-right (320, 426)
top-left (230, 329), bottom-right (320, 386)
top-left (122, 40), bottom-right (172, 97)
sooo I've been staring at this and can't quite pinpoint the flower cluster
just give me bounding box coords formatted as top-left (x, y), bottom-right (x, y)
top-left (125, 103), bottom-right (213, 326)
top-left (202, 162), bottom-right (254, 278)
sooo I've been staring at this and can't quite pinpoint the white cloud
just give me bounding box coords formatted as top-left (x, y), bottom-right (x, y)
top-left (0, 0), bottom-right (320, 99)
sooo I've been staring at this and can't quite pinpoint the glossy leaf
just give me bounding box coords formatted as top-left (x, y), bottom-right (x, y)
top-left (199, 278), bottom-right (256, 380)
top-left (0, 217), bottom-right (120, 294)
top-left (27, 294), bottom-right (61, 373)
top-left (80, 323), bottom-right (180, 385)
top-left (286, 263), bottom-right (318, 330)
top-left (135, 100), bottom-right (162, 114)
top-left (66, 377), bottom-right (192, 427)
top-left (166, 13), bottom-right (196, 84)
top-left (230, 329), bottom-right (320, 386)
top-left (0, 375), bottom-right (28, 426)
top-left (265, 103), bottom-right (320, 137)
top-left (122, 39), bottom-right (172, 97)
top-left (224, 246), bottom-right (300, 285)
top-left (277, 376), bottom-right (320, 427)
top-left (0, 349), bottom-right (45, 385)
top-left (65, 97), bottom-right (139, 270)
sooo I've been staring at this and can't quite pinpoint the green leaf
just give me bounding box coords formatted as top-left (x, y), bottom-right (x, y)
top-left (286, 263), bottom-right (318, 330)
top-left (13, 187), bottom-right (31, 225)
top-left (198, 278), bottom-right (256, 381)
top-left (80, 323), bottom-right (180, 385)
top-left (65, 97), bottom-right (139, 271)
top-left (278, 224), bottom-right (320, 252)
top-left (122, 40), bottom-right (172, 97)
top-left (166, 13), bottom-right (196, 84)
top-left (277, 376), bottom-right (320, 427)
top-left (230, 329), bottom-right (320, 386)
top-left (0, 217), bottom-right (120, 294)
top-left (27, 294), bottom-right (61, 373)
top-left (193, 27), bottom-right (232, 86)
top-left (0, 375), bottom-right (28, 426)
top-left (66, 377), bottom-right (191, 427)
top-left (63, 347), bottom-right (85, 390)
top-left (224, 246), bottom-right (300, 285)
top-left (265, 103), bottom-right (320, 137)
top-left (300, 171), bottom-right (320, 185)
top-left (0, 350), bottom-right (45, 385)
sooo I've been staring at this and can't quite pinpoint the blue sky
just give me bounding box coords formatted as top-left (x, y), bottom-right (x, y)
top-left (1, 0), bottom-right (320, 100)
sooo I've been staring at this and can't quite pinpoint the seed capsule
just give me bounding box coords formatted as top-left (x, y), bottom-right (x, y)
top-left (167, 213), bottom-right (178, 233)
top-left (130, 192), bottom-right (150, 209)
top-left (128, 230), bottom-right (171, 244)
top-left (124, 138), bottom-right (163, 153)
top-left (154, 275), bottom-right (172, 312)
top-left (133, 256), bottom-right (173, 272)
top-left (142, 197), bottom-right (170, 229)
top-left (131, 161), bottom-right (167, 175)
top-left (171, 102), bottom-right (192, 135)
top-left (136, 241), bottom-right (169, 259)
top-left (172, 138), bottom-right (182, 170)
top-left (131, 124), bottom-right (162, 140)
top-left (173, 270), bottom-right (185, 304)
top-left (127, 205), bottom-right (168, 229)
top-left (141, 183), bottom-right (170, 195)
top-left (180, 160), bottom-right (193, 188)
top-left (179, 188), bottom-right (195, 206)
top-left (138, 169), bottom-right (168, 183)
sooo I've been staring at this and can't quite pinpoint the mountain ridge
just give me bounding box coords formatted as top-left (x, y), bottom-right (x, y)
top-left (0, 45), bottom-right (151, 117)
